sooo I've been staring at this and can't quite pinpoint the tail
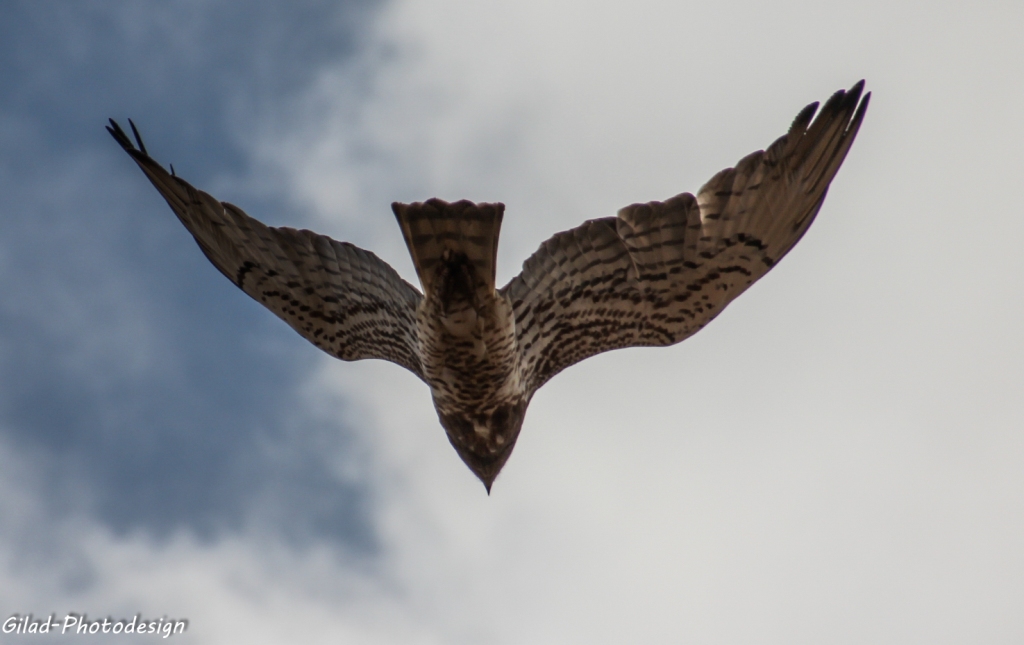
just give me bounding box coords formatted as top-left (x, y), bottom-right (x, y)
top-left (393, 198), bottom-right (504, 299)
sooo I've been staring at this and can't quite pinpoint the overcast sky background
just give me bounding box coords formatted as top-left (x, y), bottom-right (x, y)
top-left (1, 1), bottom-right (1022, 643)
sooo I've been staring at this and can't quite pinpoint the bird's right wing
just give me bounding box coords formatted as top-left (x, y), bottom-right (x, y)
top-left (502, 81), bottom-right (869, 393)
top-left (108, 120), bottom-right (425, 379)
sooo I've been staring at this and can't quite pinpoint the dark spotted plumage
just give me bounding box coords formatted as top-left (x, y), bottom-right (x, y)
top-left (108, 81), bottom-right (869, 492)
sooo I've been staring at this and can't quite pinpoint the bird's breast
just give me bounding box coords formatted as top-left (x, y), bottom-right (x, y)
top-left (418, 291), bottom-right (523, 413)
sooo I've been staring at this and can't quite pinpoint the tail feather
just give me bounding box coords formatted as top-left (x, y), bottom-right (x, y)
top-left (393, 198), bottom-right (504, 298)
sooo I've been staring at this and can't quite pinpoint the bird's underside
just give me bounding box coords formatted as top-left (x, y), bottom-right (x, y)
top-left (108, 80), bottom-right (869, 492)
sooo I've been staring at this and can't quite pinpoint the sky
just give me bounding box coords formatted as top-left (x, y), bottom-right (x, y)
top-left (1, 0), bottom-right (1022, 643)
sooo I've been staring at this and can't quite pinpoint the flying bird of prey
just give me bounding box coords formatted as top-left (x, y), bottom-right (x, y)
top-left (109, 81), bottom-right (869, 492)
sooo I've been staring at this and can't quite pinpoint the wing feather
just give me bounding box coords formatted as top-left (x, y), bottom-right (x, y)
top-left (503, 81), bottom-right (869, 392)
top-left (108, 120), bottom-right (425, 379)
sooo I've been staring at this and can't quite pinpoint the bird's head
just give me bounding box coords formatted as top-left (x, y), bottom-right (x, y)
top-left (437, 400), bottom-right (528, 493)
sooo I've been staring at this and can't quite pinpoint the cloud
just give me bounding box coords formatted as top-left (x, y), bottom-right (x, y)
top-left (256, 0), bottom-right (1024, 641)
top-left (0, 1), bottom-right (382, 550)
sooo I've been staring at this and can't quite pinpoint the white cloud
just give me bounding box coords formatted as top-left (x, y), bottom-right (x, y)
top-left (261, 0), bottom-right (1024, 641)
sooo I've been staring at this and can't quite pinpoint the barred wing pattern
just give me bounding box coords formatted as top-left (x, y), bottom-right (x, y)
top-left (503, 81), bottom-right (869, 392)
top-left (107, 121), bottom-right (425, 379)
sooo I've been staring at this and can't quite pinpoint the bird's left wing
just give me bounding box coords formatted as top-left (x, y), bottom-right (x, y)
top-left (108, 120), bottom-right (425, 379)
top-left (501, 81), bottom-right (869, 393)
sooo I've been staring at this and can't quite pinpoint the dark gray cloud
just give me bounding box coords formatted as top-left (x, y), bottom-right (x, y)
top-left (0, 1), bottom-right (384, 552)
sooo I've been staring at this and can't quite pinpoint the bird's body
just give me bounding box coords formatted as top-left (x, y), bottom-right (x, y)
top-left (397, 199), bottom-right (529, 484)
top-left (109, 81), bottom-right (869, 491)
